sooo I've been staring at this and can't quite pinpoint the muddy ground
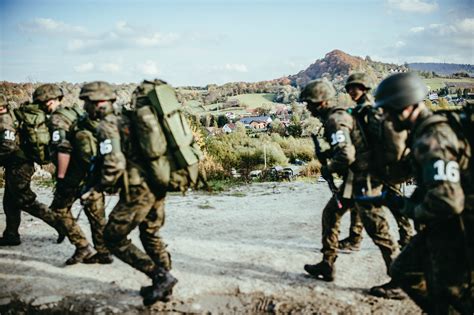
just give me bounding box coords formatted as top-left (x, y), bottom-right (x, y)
top-left (0, 181), bottom-right (421, 314)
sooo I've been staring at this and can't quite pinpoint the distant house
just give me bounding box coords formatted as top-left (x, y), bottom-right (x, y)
top-left (222, 123), bottom-right (236, 133)
top-left (238, 116), bottom-right (272, 129)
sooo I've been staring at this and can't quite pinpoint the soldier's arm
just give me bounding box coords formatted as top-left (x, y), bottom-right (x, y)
top-left (325, 111), bottom-right (356, 174)
top-left (96, 118), bottom-right (126, 191)
top-left (49, 112), bottom-right (73, 154)
top-left (407, 126), bottom-right (464, 220)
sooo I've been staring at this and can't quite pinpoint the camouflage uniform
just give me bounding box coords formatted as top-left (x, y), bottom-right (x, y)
top-left (98, 113), bottom-right (172, 273)
top-left (350, 94), bottom-right (414, 248)
top-left (88, 81), bottom-right (176, 305)
top-left (390, 109), bottom-right (473, 314)
top-left (375, 72), bottom-right (473, 313)
top-left (319, 105), bottom-right (398, 271)
top-left (0, 100), bottom-right (63, 245)
top-left (48, 107), bottom-right (110, 263)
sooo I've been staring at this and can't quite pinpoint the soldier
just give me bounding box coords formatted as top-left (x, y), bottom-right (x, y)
top-left (0, 88), bottom-right (65, 246)
top-left (375, 72), bottom-right (473, 314)
top-left (39, 83), bottom-right (112, 265)
top-left (84, 81), bottom-right (177, 305)
top-left (341, 73), bottom-right (414, 251)
top-left (300, 79), bottom-right (402, 298)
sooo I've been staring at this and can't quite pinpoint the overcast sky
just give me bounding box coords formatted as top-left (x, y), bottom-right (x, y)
top-left (1, 0), bottom-right (473, 86)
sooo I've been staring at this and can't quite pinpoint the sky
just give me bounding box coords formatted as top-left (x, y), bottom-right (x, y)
top-left (1, 0), bottom-right (473, 86)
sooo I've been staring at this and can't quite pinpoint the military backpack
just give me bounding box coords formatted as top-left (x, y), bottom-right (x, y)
top-left (14, 103), bottom-right (51, 164)
top-left (131, 80), bottom-right (205, 192)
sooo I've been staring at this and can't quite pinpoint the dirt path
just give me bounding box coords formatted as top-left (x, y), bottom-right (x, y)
top-left (0, 181), bottom-right (421, 314)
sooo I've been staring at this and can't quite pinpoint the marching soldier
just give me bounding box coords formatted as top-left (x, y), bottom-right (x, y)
top-left (0, 87), bottom-right (65, 246)
top-left (375, 72), bottom-right (473, 314)
top-left (300, 79), bottom-right (403, 298)
top-left (84, 81), bottom-right (177, 305)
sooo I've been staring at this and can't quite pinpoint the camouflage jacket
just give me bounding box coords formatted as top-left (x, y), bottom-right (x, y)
top-left (351, 95), bottom-right (411, 184)
top-left (95, 111), bottom-right (147, 192)
top-left (48, 105), bottom-right (83, 160)
top-left (406, 109), bottom-right (472, 221)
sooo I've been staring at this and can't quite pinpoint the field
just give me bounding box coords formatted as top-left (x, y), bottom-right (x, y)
top-left (423, 77), bottom-right (474, 91)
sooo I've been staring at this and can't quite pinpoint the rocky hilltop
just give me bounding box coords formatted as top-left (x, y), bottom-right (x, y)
top-left (287, 49), bottom-right (407, 88)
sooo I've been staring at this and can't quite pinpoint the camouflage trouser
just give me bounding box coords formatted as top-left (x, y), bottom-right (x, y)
top-left (51, 183), bottom-right (108, 254)
top-left (391, 215), bottom-right (473, 314)
top-left (347, 207), bottom-right (364, 243)
top-left (2, 159), bottom-right (59, 238)
top-left (321, 191), bottom-right (398, 273)
top-left (346, 206), bottom-right (413, 247)
top-left (103, 182), bottom-right (170, 278)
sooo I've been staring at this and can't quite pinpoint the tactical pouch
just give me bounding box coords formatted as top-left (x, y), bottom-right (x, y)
top-left (134, 105), bottom-right (167, 158)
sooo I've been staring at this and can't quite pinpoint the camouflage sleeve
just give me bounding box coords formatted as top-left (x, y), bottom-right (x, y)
top-left (74, 130), bottom-right (97, 165)
top-left (49, 112), bottom-right (73, 154)
top-left (407, 124), bottom-right (465, 221)
top-left (324, 110), bottom-right (356, 174)
top-left (96, 116), bottom-right (126, 190)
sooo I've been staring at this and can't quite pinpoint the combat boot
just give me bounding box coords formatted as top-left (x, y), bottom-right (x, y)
top-left (65, 245), bottom-right (95, 265)
top-left (140, 285), bottom-right (173, 302)
top-left (0, 234), bottom-right (21, 246)
top-left (143, 267), bottom-right (178, 306)
top-left (369, 280), bottom-right (406, 300)
top-left (338, 237), bottom-right (361, 251)
top-left (304, 257), bottom-right (336, 282)
top-left (83, 253), bottom-right (114, 264)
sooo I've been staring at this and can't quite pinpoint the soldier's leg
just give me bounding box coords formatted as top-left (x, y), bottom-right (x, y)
top-left (82, 190), bottom-right (112, 264)
top-left (391, 232), bottom-right (432, 313)
top-left (356, 201), bottom-right (398, 273)
top-left (51, 184), bottom-right (89, 249)
top-left (304, 195), bottom-right (348, 281)
top-left (10, 161), bottom-right (64, 235)
top-left (103, 183), bottom-right (157, 276)
top-left (139, 191), bottom-right (171, 271)
top-left (339, 207), bottom-right (363, 250)
top-left (0, 164), bottom-right (22, 244)
top-left (390, 208), bottom-right (414, 249)
top-left (426, 219), bottom-right (473, 314)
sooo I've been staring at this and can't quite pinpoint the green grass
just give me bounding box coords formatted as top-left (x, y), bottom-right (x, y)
top-left (229, 93), bottom-right (279, 109)
top-left (423, 77), bottom-right (474, 91)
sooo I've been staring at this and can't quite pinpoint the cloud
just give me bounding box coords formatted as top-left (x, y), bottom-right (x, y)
top-left (212, 64), bottom-right (249, 73)
top-left (99, 63), bottom-right (122, 73)
top-left (136, 60), bottom-right (159, 76)
top-left (19, 18), bottom-right (89, 37)
top-left (135, 32), bottom-right (180, 47)
top-left (387, 17), bottom-right (474, 63)
top-left (387, 0), bottom-right (438, 14)
top-left (74, 62), bottom-right (95, 73)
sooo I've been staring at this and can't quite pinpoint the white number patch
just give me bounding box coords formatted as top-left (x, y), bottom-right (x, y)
top-left (330, 130), bottom-right (346, 145)
top-left (100, 139), bottom-right (113, 155)
top-left (433, 160), bottom-right (460, 183)
top-left (3, 130), bottom-right (15, 141)
top-left (52, 130), bottom-right (61, 142)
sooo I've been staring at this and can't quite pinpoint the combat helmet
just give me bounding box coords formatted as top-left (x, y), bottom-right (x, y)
top-left (300, 79), bottom-right (336, 103)
top-left (79, 81), bottom-right (116, 102)
top-left (374, 72), bottom-right (428, 111)
top-left (33, 84), bottom-right (63, 103)
top-left (345, 73), bottom-right (372, 91)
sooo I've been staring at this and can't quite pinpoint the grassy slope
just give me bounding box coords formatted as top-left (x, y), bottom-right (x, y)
top-left (423, 77), bottom-right (474, 90)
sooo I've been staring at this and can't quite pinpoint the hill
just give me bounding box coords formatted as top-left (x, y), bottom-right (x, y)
top-left (287, 50), bottom-right (407, 88)
top-left (408, 63), bottom-right (474, 76)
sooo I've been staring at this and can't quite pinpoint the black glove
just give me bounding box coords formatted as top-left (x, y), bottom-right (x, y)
top-left (382, 189), bottom-right (406, 211)
top-left (320, 165), bottom-right (332, 182)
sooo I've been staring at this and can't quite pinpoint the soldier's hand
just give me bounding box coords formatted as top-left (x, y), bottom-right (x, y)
top-left (80, 188), bottom-right (94, 205)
